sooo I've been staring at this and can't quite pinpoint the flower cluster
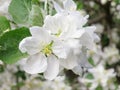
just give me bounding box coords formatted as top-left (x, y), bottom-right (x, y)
top-left (19, 0), bottom-right (99, 80)
top-left (78, 64), bottom-right (116, 90)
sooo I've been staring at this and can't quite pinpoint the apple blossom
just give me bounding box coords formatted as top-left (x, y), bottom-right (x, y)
top-left (19, 26), bottom-right (68, 80)
top-left (79, 64), bottom-right (116, 90)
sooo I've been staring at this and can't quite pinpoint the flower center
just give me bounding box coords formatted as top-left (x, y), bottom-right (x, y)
top-left (55, 29), bottom-right (62, 37)
top-left (42, 41), bottom-right (53, 56)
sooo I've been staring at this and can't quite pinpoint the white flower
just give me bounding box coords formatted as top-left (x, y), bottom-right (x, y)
top-left (43, 0), bottom-right (99, 70)
top-left (53, 0), bottom-right (89, 28)
top-left (102, 44), bottom-right (120, 65)
top-left (52, 0), bottom-right (100, 51)
top-left (101, 0), bottom-right (107, 5)
top-left (19, 0), bottom-right (100, 78)
top-left (43, 13), bottom-right (85, 69)
top-left (19, 26), bottom-right (67, 80)
top-left (79, 64), bottom-right (116, 90)
top-left (41, 76), bottom-right (72, 90)
top-left (0, 60), bottom-right (4, 65)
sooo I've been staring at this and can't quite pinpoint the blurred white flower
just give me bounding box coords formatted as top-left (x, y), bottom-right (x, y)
top-left (0, 65), bottom-right (17, 90)
top-left (79, 64), bottom-right (116, 90)
top-left (111, 28), bottom-right (120, 43)
top-left (101, 0), bottom-right (107, 5)
top-left (94, 23), bottom-right (104, 34)
top-left (21, 75), bottom-right (72, 90)
top-left (41, 76), bottom-right (72, 90)
top-left (0, 60), bottom-right (4, 65)
top-left (103, 44), bottom-right (120, 65)
top-left (117, 5), bottom-right (120, 11)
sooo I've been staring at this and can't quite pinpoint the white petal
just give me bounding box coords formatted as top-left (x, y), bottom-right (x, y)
top-left (79, 26), bottom-right (99, 50)
top-left (30, 26), bottom-right (43, 37)
top-left (43, 14), bottom-right (67, 34)
top-left (44, 55), bottom-right (59, 80)
top-left (52, 41), bottom-right (67, 59)
top-left (30, 26), bottom-right (52, 43)
top-left (68, 12), bottom-right (88, 28)
top-left (19, 37), bottom-right (41, 55)
top-left (77, 48), bottom-right (92, 68)
top-left (80, 33), bottom-right (94, 50)
top-left (70, 29), bottom-right (85, 38)
top-left (17, 58), bottom-right (27, 70)
top-left (72, 65), bottom-right (82, 75)
top-left (53, 1), bottom-right (63, 13)
top-left (63, 0), bottom-right (77, 11)
top-left (79, 26), bottom-right (96, 50)
top-left (60, 51), bottom-right (78, 69)
top-left (23, 53), bottom-right (47, 74)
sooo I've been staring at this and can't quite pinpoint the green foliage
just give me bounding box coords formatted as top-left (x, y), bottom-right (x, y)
top-left (9, 0), bottom-right (32, 24)
top-left (88, 57), bottom-right (95, 66)
top-left (0, 27), bottom-right (31, 64)
top-left (0, 16), bottom-right (11, 36)
top-left (11, 82), bottom-right (25, 90)
top-left (114, 0), bottom-right (120, 4)
top-left (32, 0), bottom-right (40, 4)
top-left (28, 5), bottom-right (43, 26)
top-left (95, 85), bottom-right (103, 90)
top-left (101, 33), bottom-right (110, 48)
top-left (15, 70), bottom-right (26, 80)
top-left (77, 2), bottom-right (83, 10)
top-left (0, 65), bottom-right (4, 73)
top-left (85, 73), bottom-right (94, 79)
top-left (9, 0), bottom-right (43, 26)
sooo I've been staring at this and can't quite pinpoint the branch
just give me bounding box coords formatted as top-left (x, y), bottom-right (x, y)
top-left (88, 13), bottom-right (106, 25)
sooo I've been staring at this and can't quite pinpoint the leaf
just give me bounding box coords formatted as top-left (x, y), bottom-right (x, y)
top-left (88, 57), bottom-right (95, 66)
top-left (114, 0), bottom-right (120, 4)
top-left (9, 0), bottom-right (32, 24)
top-left (95, 85), bottom-right (103, 90)
top-left (28, 5), bottom-right (43, 26)
top-left (85, 73), bottom-right (94, 79)
top-left (101, 33), bottom-right (110, 48)
top-left (0, 16), bottom-right (11, 36)
top-left (0, 27), bottom-right (31, 64)
top-left (77, 1), bottom-right (83, 10)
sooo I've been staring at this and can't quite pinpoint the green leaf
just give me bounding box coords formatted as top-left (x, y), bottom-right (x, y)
top-left (0, 16), bottom-right (11, 36)
top-left (11, 82), bottom-right (25, 90)
top-left (85, 73), bottom-right (94, 79)
top-left (101, 33), bottom-right (110, 48)
top-left (95, 85), bottom-right (103, 90)
top-left (114, 0), bottom-right (120, 4)
top-left (28, 5), bottom-right (43, 26)
top-left (9, 0), bottom-right (32, 24)
top-left (88, 57), bottom-right (95, 66)
top-left (32, 0), bottom-right (40, 4)
top-left (77, 2), bottom-right (83, 10)
top-left (0, 27), bottom-right (31, 64)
